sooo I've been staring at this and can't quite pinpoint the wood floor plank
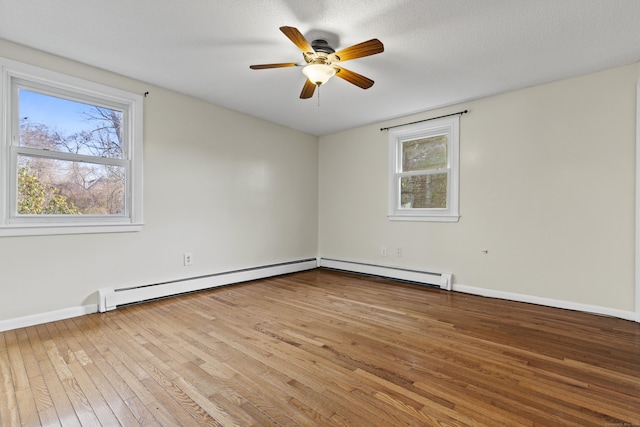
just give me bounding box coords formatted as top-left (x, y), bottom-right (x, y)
top-left (36, 355), bottom-right (81, 427)
top-left (1, 269), bottom-right (639, 426)
top-left (27, 375), bottom-right (60, 427)
top-left (94, 316), bottom-right (207, 427)
top-left (14, 329), bottom-right (40, 381)
top-left (121, 395), bottom-right (162, 427)
top-left (44, 321), bottom-right (117, 426)
top-left (170, 330), bottom-right (301, 425)
top-left (4, 330), bottom-right (30, 392)
top-left (43, 323), bottom-right (101, 427)
top-left (75, 317), bottom-right (185, 426)
top-left (5, 329), bottom-right (42, 427)
top-left (12, 328), bottom-right (60, 426)
top-left (29, 324), bottom-right (80, 426)
top-left (0, 332), bottom-right (22, 426)
top-left (56, 318), bottom-right (142, 427)
top-left (183, 297), bottom-right (409, 426)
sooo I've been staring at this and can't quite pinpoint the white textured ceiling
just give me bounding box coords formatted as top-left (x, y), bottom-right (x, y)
top-left (1, 0), bottom-right (640, 136)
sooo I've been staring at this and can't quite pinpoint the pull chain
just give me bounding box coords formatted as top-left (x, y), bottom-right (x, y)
top-left (317, 84), bottom-right (321, 107)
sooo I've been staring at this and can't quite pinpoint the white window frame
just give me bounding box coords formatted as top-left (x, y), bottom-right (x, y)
top-left (0, 57), bottom-right (143, 236)
top-left (388, 116), bottom-right (460, 222)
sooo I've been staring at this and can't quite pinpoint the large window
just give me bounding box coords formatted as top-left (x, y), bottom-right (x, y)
top-left (388, 116), bottom-right (459, 222)
top-left (1, 57), bottom-right (143, 236)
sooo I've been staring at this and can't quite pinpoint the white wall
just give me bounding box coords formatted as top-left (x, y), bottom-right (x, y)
top-left (0, 39), bottom-right (319, 322)
top-left (319, 63), bottom-right (639, 314)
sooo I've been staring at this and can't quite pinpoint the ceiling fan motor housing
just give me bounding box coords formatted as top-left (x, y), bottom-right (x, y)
top-left (311, 39), bottom-right (335, 54)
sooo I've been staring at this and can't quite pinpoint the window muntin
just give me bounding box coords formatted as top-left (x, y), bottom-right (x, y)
top-left (388, 116), bottom-right (459, 222)
top-left (1, 57), bottom-right (143, 236)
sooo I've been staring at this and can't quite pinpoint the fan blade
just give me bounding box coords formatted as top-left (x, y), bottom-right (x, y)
top-left (334, 66), bottom-right (374, 89)
top-left (250, 62), bottom-right (298, 70)
top-left (280, 26), bottom-right (315, 55)
top-left (332, 39), bottom-right (384, 62)
top-left (300, 79), bottom-right (316, 99)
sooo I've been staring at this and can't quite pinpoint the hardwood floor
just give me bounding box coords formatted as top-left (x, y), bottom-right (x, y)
top-left (1, 269), bottom-right (639, 426)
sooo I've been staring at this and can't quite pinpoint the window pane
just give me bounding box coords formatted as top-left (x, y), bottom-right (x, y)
top-left (402, 135), bottom-right (447, 172)
top-left (17, 155), bottom-right (125, 215)
top-left (19, 90), bottom-right (123, 159)
top-left (400, 173), bottom-right (447, 209)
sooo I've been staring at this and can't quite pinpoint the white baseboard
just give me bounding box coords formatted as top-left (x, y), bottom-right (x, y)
top-left (319, 257), bottom-right (452, 290)
top-left (3, 259), bottom-right (634, 332)
top-left (99, 258), bottom-right (318, 312)
top-left (1, 259), bottom-right (318, 331)
top-left (318, 257), bottom-right (635, 321)
top-left (0, 304), bottom-right (98, 332)
top-left (453, 284), bottom-right (636, 321)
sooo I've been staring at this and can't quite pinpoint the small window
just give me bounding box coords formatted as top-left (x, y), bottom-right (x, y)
top-left (388, 116), bottom-right (460, 222)
top-left (1, 57), bottom-right (143, 236)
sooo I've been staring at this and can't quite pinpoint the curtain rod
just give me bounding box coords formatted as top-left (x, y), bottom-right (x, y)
top-left (380, 109), bottom-right (468, 131)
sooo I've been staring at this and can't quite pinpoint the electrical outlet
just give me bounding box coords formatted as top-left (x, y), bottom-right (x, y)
top-left (183, 252), bottom-right (193, 266)
top-left (396, 248), bottom-right (402, 257)
top-left (381, 247), bottom-right (387, 257)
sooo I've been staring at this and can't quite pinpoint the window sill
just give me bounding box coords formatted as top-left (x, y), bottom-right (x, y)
top-left (388, 214), bottom-right (460, 223)
top-left (0, 223), bottom-right (143, 237)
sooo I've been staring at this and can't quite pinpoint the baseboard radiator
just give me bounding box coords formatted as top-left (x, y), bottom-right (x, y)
top-left (98, 258), bottom-right (318, 312)
top-left (318, 258), bottom-right (452, 290)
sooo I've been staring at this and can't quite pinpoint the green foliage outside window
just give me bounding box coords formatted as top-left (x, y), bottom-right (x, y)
top-left (17, 167), bottom-right (81, 215)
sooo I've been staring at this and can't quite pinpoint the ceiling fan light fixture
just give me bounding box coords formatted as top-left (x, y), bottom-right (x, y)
top-left (302, 63), bottom-right (336, 86)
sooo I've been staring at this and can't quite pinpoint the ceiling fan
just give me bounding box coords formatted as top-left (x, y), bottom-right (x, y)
top-left (250, 26), bottom-right (384, 99)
